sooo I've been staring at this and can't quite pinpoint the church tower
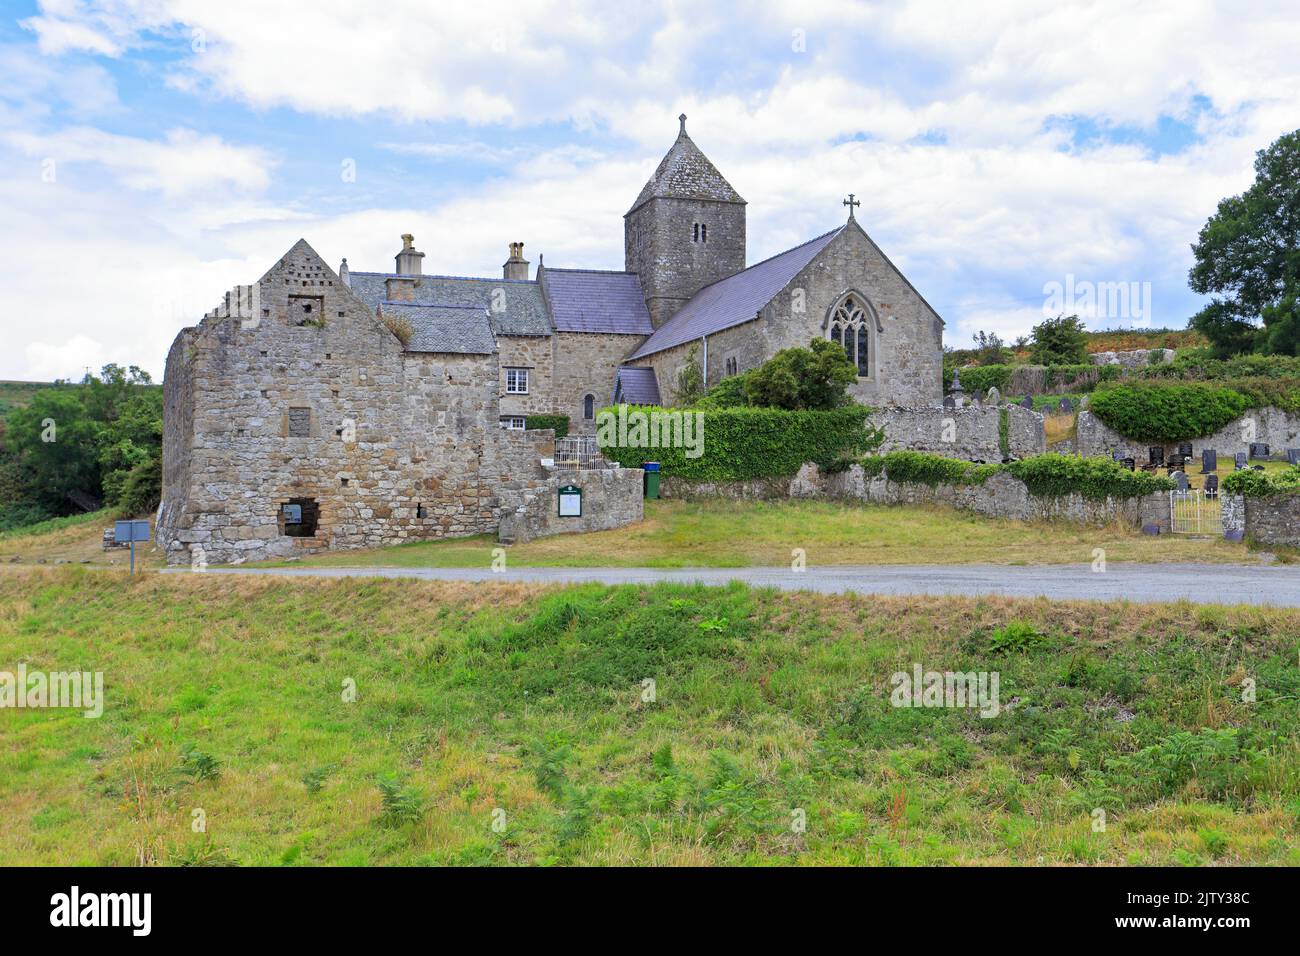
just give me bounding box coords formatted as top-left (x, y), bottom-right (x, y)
top-left (624, 115), bottom-right (746, 328)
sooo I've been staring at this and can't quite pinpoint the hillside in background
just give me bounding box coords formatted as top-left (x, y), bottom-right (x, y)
top-left (0, 380), bottom-right (62, 421)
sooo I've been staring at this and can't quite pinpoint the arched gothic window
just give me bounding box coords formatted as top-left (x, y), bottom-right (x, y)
top-left (827, 295), bottom-right (873, 377)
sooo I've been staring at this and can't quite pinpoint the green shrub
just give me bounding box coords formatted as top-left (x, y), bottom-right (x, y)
top-left (1005, 454), bottom-right (1175, 499)
top-left (597, 405), bottom-right (880, 480)
top-left (1030, 314), bottom-right (1089, 365)
top-left (1089, 381), bottom-right (1250, 442)
top-left (860, 451), bottom-right (1000, 486)
top-left (945, 364), bottom-right (1011, 396)
top-left (1223, 465), bottom-right (1300, 496)
top-left (742, 339), bottom-right (858, 410)
top-left (524, 414), bottom-right (570, 439)
top-left (376, 776), bottom-right (426, 826)
top-left (861, 452), bottom-right (1173, 499)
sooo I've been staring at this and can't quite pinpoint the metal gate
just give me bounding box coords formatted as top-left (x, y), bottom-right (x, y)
top-left (1170, 489), bottom-right (1223, 535)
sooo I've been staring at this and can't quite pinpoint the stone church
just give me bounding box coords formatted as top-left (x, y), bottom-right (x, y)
top-left (160, 116), bottom-right (997, 565)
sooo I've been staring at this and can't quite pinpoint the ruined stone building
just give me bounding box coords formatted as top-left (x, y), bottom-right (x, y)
top-left (161, 116), bottom-right (977, 564)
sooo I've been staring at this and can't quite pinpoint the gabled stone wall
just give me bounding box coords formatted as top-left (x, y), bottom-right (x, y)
top-left (161, 240), bottom-right (642, 566)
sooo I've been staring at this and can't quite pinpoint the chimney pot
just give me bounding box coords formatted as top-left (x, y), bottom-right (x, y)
top-left (395, 234), bottom-right (424, 276)
top-left (503, 241), bottom-right (530, 281)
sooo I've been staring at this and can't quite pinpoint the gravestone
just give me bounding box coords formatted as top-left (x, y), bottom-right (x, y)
top-left (1172, 470), bottom-right (1189, 491)
top-left (1204, 474), bottom-right (1219, 497)
top-left (1178, 442), bottom-right (1193, 459)
top-left (1289, 448), bottom-right (1300, 466)
top-left (1122, 457), bottom-right (1135, 471)
top-left (1141, 523), bottom-right (1161, 536)
top-left (971, 396), bottom-right (983, 410)
top-left (1249, 442), bottom-right (1271, 459)
top-left (1020, 396), bottom-right (1034, 410)
top-left (1058, 397), bottom-right (1073, 413)
top-left (1224, 529), bottom-right (1245, 542)
top-left (1201, 449), bottom-right (1217, 473)
top-left (1235, 452), bottom-right (1248, 470)
top-left (942, 395), bottom-right (955, 410)
top-left (986, 386), bottom-right (1001, 405)
top-left (1148, 446), bottom-right (1164, 466)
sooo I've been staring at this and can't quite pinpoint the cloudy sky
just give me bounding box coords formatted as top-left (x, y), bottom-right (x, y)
top-left (3, 0), bottom-right (1299, 381)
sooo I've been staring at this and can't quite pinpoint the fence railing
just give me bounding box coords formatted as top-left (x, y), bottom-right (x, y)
top-left (554, 436), bottom-right (604, 469)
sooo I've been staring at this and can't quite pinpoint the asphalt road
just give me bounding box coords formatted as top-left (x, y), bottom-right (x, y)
top-left (167, 561), bottom-right (1300, 607)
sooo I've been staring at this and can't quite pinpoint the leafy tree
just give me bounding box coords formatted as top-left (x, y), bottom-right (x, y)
top-left (673, 344), bottom-right (705, 406)
top-left (743, 339), bottom-right (859, 410)
top-left (1190, 129), bottom-right (1300, 357)
top-left (1029, 315), bottom-right (1088, 365)
top-left (971, 330), bottom-right (1010, 365)
top-left (2, 364), bottom-right (162, 522)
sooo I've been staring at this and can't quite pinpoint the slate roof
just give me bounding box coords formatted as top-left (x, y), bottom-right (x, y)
top-left (627, 128), bottom-right (745, 216)
top-left (541, 268), bottom-right (654, 335)
top-left (614, 366), bottom-right (661, 405)
top-left (377, 302), bottom-right (496, 355)
top-left (629, 226), bottom-right (845, 360)
top-left (348, 272), bottom-right (551, 337)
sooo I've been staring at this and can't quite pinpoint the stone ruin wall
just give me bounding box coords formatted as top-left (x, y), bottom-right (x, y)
top-left (161, 242), bottom-right (642, 566)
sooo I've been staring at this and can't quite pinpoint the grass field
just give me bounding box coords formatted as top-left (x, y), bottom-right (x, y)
top-left (272, 499), bottom-right (1252, 570)
top-left (1, 568), bottom-right (1297, 866)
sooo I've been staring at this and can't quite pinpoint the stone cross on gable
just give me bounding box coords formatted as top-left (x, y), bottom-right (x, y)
top-left (843, 193), bottom-right (860, 220)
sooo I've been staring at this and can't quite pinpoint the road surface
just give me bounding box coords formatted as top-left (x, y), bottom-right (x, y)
top-left (165, 561), bottom-right (1300, 607)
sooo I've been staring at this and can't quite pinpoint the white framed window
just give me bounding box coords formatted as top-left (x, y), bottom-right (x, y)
top-left (505, 368), bottom-right (529, 393)
top-left (500, 416), bottom-right (526, 430)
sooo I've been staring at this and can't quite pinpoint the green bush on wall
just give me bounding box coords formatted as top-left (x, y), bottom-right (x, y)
top-left (525, 415), bottom-right (570, 439)
top-left (1223, 465), bottom-right (1300, 496)
top-left (597, 405), bottom-right (879, 480)
top-left (1089, 381), bottom-right (1253, 443)
top-left (860, 451), bottom-right (1174, 500)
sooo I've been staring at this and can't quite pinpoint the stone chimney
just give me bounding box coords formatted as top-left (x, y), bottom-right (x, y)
top-left (502, 241), bottom-right (529, 281)
top-left (395, 233), bottom-right (424, 276)
top-left (338, 257), bottom-right (350, 287)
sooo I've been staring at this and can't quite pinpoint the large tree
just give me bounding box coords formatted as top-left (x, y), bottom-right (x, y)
top-left (1189, 129), bottom-right (1300, 356)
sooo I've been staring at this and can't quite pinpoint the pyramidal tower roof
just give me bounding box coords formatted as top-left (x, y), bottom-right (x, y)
top-left (626, 114), bottom-right (745, 216)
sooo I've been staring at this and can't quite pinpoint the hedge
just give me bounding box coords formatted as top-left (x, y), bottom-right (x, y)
top-left (525, 414), bottom-right (570, 439)
top-left (1089, 382), bottom-right (1251, 442)
top-left (1223, 466), bottom-right (1300, 496)
top-left (597, 404), bottom-right (879, 480)
top-left (860, 451), bottom-right (1174, 500)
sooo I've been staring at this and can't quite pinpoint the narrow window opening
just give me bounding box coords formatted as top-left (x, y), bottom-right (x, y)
top-left (416, 502), bottom-right (426, 519)
top-left (701, 224), bottom-right (707, 242)
top-left (583, 394), bottom-right (595, 420)
top-left (692, 223), bottom-right (699, 242)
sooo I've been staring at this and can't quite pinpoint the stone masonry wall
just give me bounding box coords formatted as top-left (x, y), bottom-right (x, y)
top-left (161, 240), bottom-right (642, 566)
top-left (498, 466), bottom-right (644, 544)
top-left (1244, 494), bottom-right (1300, 547)
top-left (1077, 406), bottom-right (1300, 462)
top-left (631, 224), bottom-right (943, 408)
top-left (551, 331), bottom-right (641, 433)
top-left (497, 334), bottom-right (554, 421)
top-left (661, 461), bottom-right (1158, 529)
top-left (624, 195), bottom-right (746, 329)
top-left (873, 404), bottom-right (1046, 461)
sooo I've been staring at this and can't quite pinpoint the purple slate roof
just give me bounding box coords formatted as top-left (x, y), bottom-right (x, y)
top-left (541, 268), bottom-right (654, 335)
top-left (614, 366), bottom-right (661, 405)
top-left (629, 226), bottom-right (845, 360)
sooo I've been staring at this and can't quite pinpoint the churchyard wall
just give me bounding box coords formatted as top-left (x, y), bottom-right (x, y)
top-left (872, 404), bottom-right (1046, 461)
top-left (1243, 494), bottom-right (1300, 548)
top-left (1076, 406), bottom-right (1300, 463)
top-left (661, 461), bottom-right (1163, 529)
top-left (497, 466), bottom-right (644, 544)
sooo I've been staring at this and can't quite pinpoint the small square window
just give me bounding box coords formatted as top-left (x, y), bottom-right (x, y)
top-left (505, 368), bottom-right (529, 394)
top-left (500, 416), bottom-right (526, 430)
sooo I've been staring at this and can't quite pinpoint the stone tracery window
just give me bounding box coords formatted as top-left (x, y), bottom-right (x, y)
top-left (827, 294), bottom-right (873, 377)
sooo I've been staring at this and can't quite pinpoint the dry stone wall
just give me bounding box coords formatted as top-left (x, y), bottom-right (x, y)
top-left (872, 404), bottom-right (1045, 461)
